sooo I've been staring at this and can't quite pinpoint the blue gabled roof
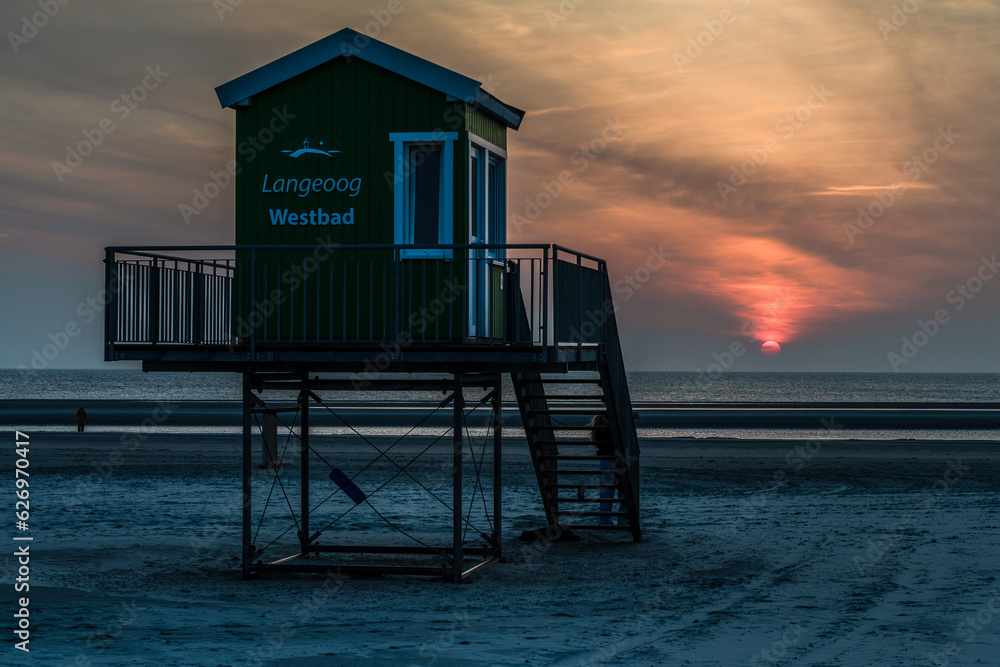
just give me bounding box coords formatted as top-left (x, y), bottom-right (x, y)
top-left (215, 28), bottom-right (524, 130)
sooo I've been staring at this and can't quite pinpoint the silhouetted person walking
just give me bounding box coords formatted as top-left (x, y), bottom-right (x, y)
top-left (76, 406), bottom-right (87, 433)
top-left (590, 413), bottom-right (626, 525)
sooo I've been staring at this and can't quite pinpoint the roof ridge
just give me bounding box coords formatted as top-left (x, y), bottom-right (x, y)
top-left (214, 28), bottom-right (522, 130)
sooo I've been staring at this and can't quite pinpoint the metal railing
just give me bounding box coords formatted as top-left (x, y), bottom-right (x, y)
top-left (104, 244), bottom-right (610, 360)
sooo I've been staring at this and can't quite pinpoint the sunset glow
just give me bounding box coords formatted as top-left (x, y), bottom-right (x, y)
top-left (1, 0), bottom-right (998, 371)
top-left (761, 341), bottom-right (781, 356)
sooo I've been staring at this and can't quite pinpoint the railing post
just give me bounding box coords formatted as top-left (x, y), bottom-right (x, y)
top-left (249, 248), bottom-right (257, 360)
top-left (192, 262), bottom-right (204, 346)
top-left (577, 253), bottom-right (583, 359)
top-left (600, 260), bottom-right (608, 362)
top-left (104, 248), bottom-right (116, 361)
top-left (541, 249), bottom-right (549, 362)
top-left (148, 259), bottom-right (160, 345)
top-left (393, 247), bottom-right (402, 343)
top-left (551, 247), bottom-right (559, 358)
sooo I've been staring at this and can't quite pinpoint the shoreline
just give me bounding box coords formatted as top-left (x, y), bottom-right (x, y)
top-left (3, 430), bottom-right (1000, 447)
top-left (5, 398), bottom-right (1000, 430)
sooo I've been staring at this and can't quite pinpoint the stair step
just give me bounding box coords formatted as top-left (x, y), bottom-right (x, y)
top-left (530, 425), bottom-right (599, 431)
top-left (545, 484), bottom-right (620, 490)
top-left (523, 394), bottom-right (605, 401)
top-left (553, 497), bottom-right (620, 503)
top-left (555, 511), bottom-right (630, 518)
top-left (527, 408), bottom-right (607, 416)
top-left (519, 377), bottom-right (602, 384)
top-left (539, 455), bottom-right (616, 461)
top-left (556, 524), bottom-right (631, 531)
top-left (535, 439), bottom-right (613, 444)
top-left (532, 440), bottom-right (609, 446)
top-left (543, 469), bottom-right (615, 476)
top-left (535, 438), bottom-right (613, 445)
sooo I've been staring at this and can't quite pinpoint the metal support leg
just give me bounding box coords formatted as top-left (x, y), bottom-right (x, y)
top-left (241, 373), bottom-right (252, 579)
top-left (492, 377), bottom-right (502, 555)
top-left (300, 389), bottom-right (310, 557)
top-left (452, 373), bottom-right (464, 582)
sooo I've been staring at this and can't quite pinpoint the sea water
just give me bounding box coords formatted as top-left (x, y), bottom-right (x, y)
top-left (2, 369), bottom-right (998, 441)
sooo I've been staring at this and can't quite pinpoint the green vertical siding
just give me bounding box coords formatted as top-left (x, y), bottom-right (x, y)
top-left (233, 56), bottom-right (508, 341)
top-left (236, 57), bottom-right (462, 247)
top-left (466, 105), bottom-right (507, 150)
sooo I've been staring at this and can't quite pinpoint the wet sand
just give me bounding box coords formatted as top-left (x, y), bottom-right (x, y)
top-left (3, 431), bottom-right (999, 665)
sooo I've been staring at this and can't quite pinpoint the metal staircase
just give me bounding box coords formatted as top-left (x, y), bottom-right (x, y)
top-left (509, 251), bottom-right (641, 540)
top-left (512, 368), bottom-right (641, 540)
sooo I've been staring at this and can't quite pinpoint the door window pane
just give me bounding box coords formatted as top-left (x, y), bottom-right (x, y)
top-left (409, 145), bottom-right (442, 245)
top-left (488, 157), bottom-right (505, 252)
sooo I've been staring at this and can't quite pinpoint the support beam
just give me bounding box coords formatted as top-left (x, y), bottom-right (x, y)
top-left (452, 372), bottom-right (464, 583)
top-left (241, 373), bottom-right (252, 579)
top-left (300, 389), bottom-right (310, 556)
top-left (492, 378), bottom-right (502, 553)
top-left (253, 376), bottom-right (502, 392)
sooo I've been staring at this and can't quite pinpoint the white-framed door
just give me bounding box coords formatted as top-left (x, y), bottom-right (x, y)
top-left (467, 137), bottom-right (507, 338)
top-left (468, 143), bottom-right (485, 337)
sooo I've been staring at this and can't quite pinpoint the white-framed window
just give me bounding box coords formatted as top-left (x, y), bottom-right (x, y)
top-left (468, 134), bottom-right (507, 258)
top-left (389, 132), bottom-right (458, 258)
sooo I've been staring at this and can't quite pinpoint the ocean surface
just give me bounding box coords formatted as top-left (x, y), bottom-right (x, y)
top-left (3, 369), bottom-right (999, 441)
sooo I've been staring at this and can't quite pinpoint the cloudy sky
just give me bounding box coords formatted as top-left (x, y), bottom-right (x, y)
top-left (2, 0), bottom-right (998, 372)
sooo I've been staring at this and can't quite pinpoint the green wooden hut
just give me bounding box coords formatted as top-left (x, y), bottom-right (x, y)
top-left (214, 28), bottom-right (524, 342)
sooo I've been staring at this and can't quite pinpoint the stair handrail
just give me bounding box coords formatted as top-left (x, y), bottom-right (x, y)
top-left (598, 270), bottom-right (641, 534)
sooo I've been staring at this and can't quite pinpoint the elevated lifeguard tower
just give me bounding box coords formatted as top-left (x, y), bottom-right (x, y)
top-left (104, 28), bottom-right (640, 581)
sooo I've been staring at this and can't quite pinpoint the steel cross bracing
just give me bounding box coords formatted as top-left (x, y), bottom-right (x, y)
top-left (240, 373), bottom-right (503, 582)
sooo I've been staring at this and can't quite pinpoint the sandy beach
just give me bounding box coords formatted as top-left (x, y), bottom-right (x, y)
top-left (3, 429), bottom-right (999, 666)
